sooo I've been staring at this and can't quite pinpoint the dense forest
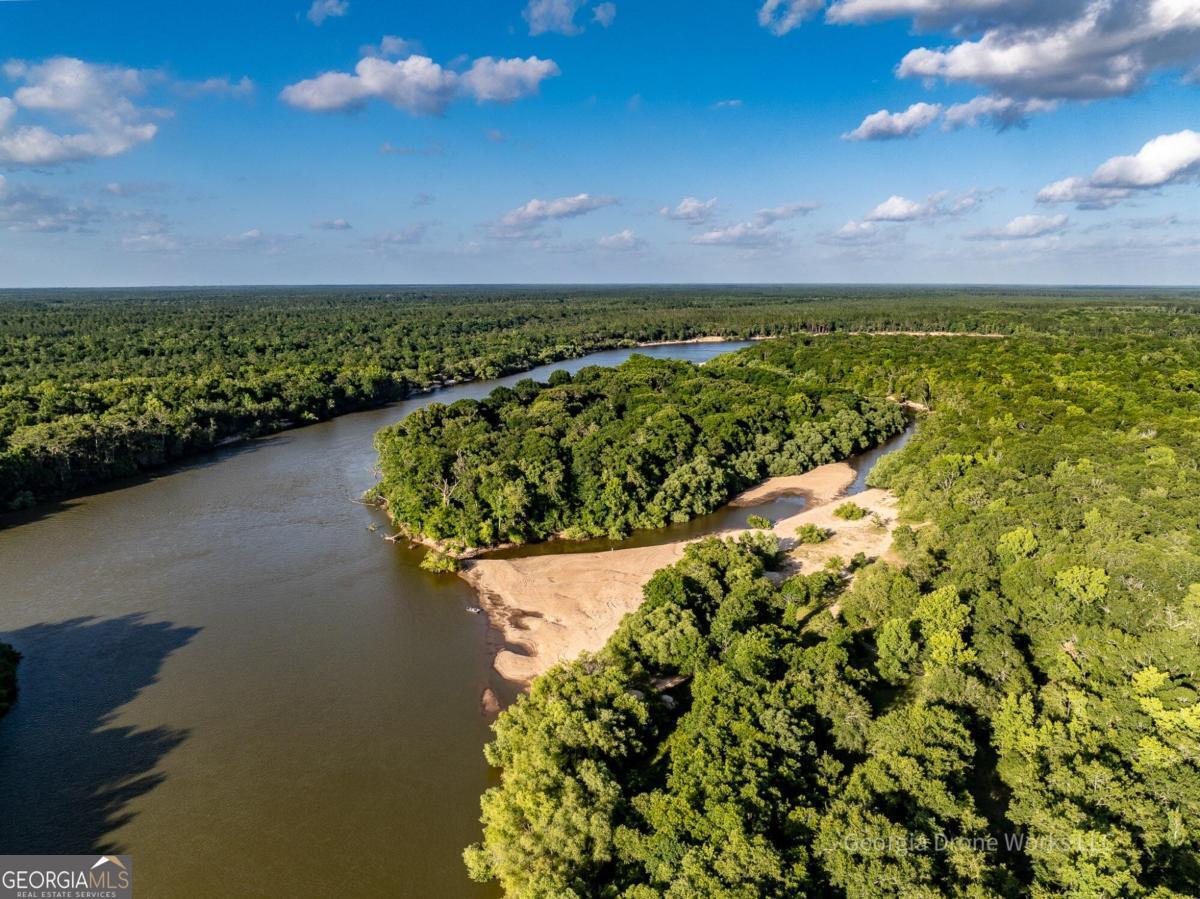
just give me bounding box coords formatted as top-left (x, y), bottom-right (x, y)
top-left (4, 285), bottom-right (1200, 512)
top-left (467, 329), bottom-right (1200, 897)
top-left (373, 355), bottom-right (904, 549)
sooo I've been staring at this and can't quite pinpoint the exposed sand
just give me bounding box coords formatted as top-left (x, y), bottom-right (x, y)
top-left (729, 462), bottom-right (854, 507)
top-left (635, 335), bottom-right (741, 347)
top-left (635, 330), bottom-right (1002, 350)
top-left (462, 461), bottom-right (901, 689)
top-left (777, 485), bottom-right (900, 576)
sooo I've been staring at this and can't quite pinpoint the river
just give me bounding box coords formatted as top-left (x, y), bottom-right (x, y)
top-left (0, 341), bottom-right (754, 897)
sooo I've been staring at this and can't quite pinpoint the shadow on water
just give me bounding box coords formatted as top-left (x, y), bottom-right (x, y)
top-left (483, 494), bottom-right (810, 560)
top-left (846, 419), bottom-right (918, 496)
top-left (0, 434), bottom-right (294, 531)
top-left (0, 614), bottom-right (199, 854)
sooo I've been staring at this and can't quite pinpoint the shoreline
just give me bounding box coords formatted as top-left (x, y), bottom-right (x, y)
top-left (633, 335), bottom-right (766, 348)
top-left (461, 460), bottom-right (901, 692)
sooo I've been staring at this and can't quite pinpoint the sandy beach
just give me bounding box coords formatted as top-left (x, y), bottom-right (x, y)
top-left (634, 335), bottom-right (757, 347)
top-left (462, 460), bottom-right (900, 689)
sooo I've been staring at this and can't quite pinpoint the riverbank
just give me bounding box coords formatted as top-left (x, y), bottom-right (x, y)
top-left (634, 335), bottom-right (769, 348)
top-left (462, 459), bottom-right (901, 689)
top-left (0, 338), bottom-right (758, 899)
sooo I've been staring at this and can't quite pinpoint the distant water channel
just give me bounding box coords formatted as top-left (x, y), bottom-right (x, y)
top-left (487, 417), bottom-right (916, 560)
top-left (0, 341), bottom-right (754, 898)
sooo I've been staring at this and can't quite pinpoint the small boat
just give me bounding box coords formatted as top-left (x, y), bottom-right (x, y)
top-left (465, 606), bottom-right (482, 614)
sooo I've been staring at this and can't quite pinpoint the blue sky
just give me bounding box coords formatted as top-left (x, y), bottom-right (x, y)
top-left (1, 0), bottom-right (1199, 286)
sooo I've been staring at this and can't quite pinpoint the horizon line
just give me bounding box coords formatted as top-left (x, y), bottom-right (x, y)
top-left (2, 281), bottom-right (1199, 293)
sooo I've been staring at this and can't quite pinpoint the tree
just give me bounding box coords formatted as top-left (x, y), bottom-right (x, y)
top-left (796, 523), bottom-right (831, 545)
top-left (834, 501), bottom-right (867, 521)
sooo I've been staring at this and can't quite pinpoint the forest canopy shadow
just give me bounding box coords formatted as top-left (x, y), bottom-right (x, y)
top-left (0, 434), bottom-right (293, 531)
top-left (0, 614), bottom-right (199, 854)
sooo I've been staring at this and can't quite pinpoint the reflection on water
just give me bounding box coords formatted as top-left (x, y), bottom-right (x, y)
top-left (847, 423), bottom-right (917, 494)
top-left (484, 494), bottom-right (809, 559)
top-left (0, 340), bottom-right (752, 898)
top-left (487, 419), bottom-right (918, 561)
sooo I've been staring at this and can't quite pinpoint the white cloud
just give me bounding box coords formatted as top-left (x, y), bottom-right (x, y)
top-left (306, 0), bottom-right (348, 26)
top-left (758, 0), bottom-right (825, 35)
top-left (0, 97), bottom-right (15, 131)
top-left (943, 95), bottom-right (1057, 131)
top-left (818, 2), bottom-right (1200, 137)
top-left (660, 196), bottom-right (717, 223)
top-left (1037, 130), bottom-right (1200, 209)
top-left (826, 220), bottom-right (888, 244)
top-left (313, 218), bottom-right (353, 230)
top-left (831, 190), bottom-right (983, 244)
top-left (1035, 177), bottom-right (1131, 210)
top-left (0, 175), bottom-right (104, 232)
top-left (712, 98), bottom-right (743, 109)
top-left (864, 190), bottom-right (984, 222)
top-left (896, 1), bottom-right (1200, 101)
top-left (111, 212), bottom-right (177, 252)
top-left (494, 193), bottom-right (615, 238)
top-left (1091, 129), bottom-right (1200, 188)
top-left (227, 228), bottom-right (264, 244)
top-left (281, 53), bottom-right (559, 114)
top-left (691, 221), bottom-right (786, 248)
top-left (6, 57), bottom-right (143, 111)
top-left (754, 201), bottom-right (819, 226)
top-left (528, 0), bottom-right (619, 33)
top-left (0, 125), bottom-right (157, 166)
top-left (220, 228), bottom-right (299, 255)
top-left (359, 36), bottom-right (419, 59)
top-left (121, 231), bottom-right (180, 252)
top-left (688, 199), bottom-right (816, 249)
top-left (593, 3), bottom-right (617, 27)
top-left (460, 56), bottom-right (561, 103)
top-left (525, 0), bottom-right (583, 35)
top-left (281, 56), bottom-right (455, 113)
top-left (598, 228), bottom-right (643, 250)
top-left (846, 96), bottom-right (1057, 139)
top-left (844, 102), bottom-right (941, 141)
top-left (525, 0), bottom-right (614, 35)
top-left (969, 213), bottom-right (1069, 240)
top-left (865, 195), bottom-right (926, 222)
top-left (0, 57), bottom-right (159, 165)
top-left (826, 0), bottom-right (1016, 27)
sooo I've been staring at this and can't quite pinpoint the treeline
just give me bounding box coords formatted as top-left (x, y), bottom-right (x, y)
top-left (468, 330), bottom-right (1200, 897)
top-left (6, 286), bottom-right (1200, 511)
top-left (374, 355), bottom-right (904, 548)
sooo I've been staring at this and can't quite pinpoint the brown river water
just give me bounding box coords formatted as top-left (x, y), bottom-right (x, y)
top-left (0, 342), bottom-right (757, 897)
